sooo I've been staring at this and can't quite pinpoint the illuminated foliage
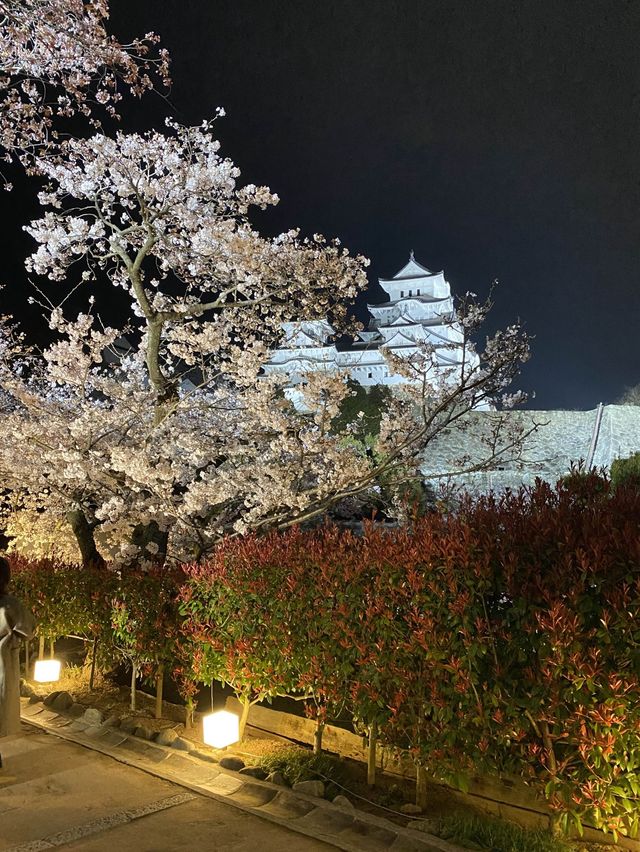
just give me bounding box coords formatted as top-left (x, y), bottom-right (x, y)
top-left (13, 473), bottom-right (640, 838)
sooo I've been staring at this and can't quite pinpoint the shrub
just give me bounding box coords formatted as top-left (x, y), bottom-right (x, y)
top-left (10, 554), bottom-right (113, 644)
top-left (610, 451), bottom-right (640, 490)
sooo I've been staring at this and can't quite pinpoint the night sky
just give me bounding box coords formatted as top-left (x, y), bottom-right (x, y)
top-left (3, 0), bottom-right (640, 409)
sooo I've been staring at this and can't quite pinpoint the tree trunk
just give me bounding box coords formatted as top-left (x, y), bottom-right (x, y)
top-left (67, 508), bottom-right (105, 569)
top-left (49, 638), bottom-right (55, 658)
top-left (126, 520), bottom-right (169, 568)
top-left (24, 635), bottom-right (30, 678)
top-left (238, 696), bottom-right (251, 741)
top-left (38, 634), bottom-right (45, 660)
top-left (185, 698), bottom-right (194, 730)
top-left (155, 666), bottom-right (164, 720)
top-left (313, 718), bottom-right (324, 755)
top-left (367, 721), bottom-right (377, 787)
top-left (415, 764), bottom-right (428, 810)
top-left (145, 315), bottom-right (180, 428)
top-left (540, 721), bottom-right (558, 773)
top-left (549, 812), bottom-right (563, 837)
top-left (89, 639), bottom-right (98, 691)
top-left (130, 662), bottom-right (137, 711)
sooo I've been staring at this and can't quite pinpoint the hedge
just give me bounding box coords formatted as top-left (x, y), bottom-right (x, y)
top-left (11, 473), bottom-right (640, 839)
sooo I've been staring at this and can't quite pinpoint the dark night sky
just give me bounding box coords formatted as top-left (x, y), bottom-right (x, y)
top-left (4, 0), bottom-right (640, 409)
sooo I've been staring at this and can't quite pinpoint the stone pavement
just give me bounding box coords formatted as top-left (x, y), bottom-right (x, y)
top-left (0, 725), bottom-right (331, 851)
top-left (15, 700), bottom-right (463, 852)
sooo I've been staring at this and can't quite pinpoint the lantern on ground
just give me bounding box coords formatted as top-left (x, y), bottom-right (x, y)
top-left (202, 710), bottom-right (240, 749)
top-left (33, 659), bottom-right (61, 683)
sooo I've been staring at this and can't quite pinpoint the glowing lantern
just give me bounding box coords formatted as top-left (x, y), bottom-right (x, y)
top-left (34, 659), bottom-right (62, 683)
top-left (202, 710), bottom-right (240, 749)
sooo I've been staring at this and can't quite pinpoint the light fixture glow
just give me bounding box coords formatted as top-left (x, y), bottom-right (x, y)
top-left (202, 710), bottom-right (240, 749)
top-left (34, 659), bottom-right (62, 683)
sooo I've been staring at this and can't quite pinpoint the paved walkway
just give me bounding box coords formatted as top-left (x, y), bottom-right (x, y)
top-left (0, 726), bottom-right (332, 851)
top-left (16, 701), bottom-right (460, 852)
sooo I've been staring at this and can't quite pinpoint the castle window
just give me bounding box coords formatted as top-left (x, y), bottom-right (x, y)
top-left (400, 290), bottom-right (404, 297)
top-left (368, 371), bottom-right (373, 378)
top-left (417, 289), bottom-right (420, 295)
top-left (408, 289), bottom-right (412, 296)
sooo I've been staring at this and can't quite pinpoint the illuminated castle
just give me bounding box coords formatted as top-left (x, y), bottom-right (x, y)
top-left (264, 252), bottom-right (477, 389)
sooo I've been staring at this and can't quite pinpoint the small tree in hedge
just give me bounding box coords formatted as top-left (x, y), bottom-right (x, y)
top-left (181, 526), bottom-right (376, 744)
top-left (11, 555), bottom-right (113, 663)
top-left (180, 539), bottom-right (303, 738)
top-left (107, 567), bottom-right (182, 715)
top-left (435, 474), bottom-right (640, 838)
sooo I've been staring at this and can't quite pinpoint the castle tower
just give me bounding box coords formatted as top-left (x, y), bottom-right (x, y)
top-left (264, 253), bottom-right (474, 391)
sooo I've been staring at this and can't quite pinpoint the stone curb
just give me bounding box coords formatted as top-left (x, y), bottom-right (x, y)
top-left (20, 699), bottom-right (463, 852)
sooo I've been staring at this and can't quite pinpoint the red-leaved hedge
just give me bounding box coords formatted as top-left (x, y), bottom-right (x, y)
top-left (12, 473), bottom-right (640, 838)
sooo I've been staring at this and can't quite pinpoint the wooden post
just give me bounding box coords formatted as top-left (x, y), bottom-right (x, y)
top-left (155, 666), bottom-right (164, 720)
top-left (38, 635), bottom-right (45, 660)
top-left (367, 721), bottom-right (377, 787)
top-left (415, 764), bottom-right (428, 810)
top-left (89, 639), bottom-right (98, 691)
top-left (130, 661), bottom-right (137, 711)
top-left (313, 717), bottom-right (324, 755)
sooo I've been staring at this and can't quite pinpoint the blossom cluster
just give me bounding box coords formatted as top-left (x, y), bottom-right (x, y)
top-left (0, 0), bottom-right (169, 166)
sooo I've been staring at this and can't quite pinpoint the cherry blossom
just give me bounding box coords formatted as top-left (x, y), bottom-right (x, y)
top-left (0, 0), bottom-right (169, 166)
top-left (0, 120), bottom-right (531, 567)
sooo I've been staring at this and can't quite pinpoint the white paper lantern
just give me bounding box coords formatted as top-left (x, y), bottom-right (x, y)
top-left (34, 659), bottom-right (62, 683)
top-left (202, 710), bottom-right (240, 749)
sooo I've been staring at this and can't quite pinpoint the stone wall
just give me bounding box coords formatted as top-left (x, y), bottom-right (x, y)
top-left (421, 404), bottom-right (640, 492)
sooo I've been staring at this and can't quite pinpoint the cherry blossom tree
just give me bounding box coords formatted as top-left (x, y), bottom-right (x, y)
top-left (0, 0), bottom-right (169, 167)
top-left (0, 0), bottom-right (534, 567)
top-left (0, 120), bottom-right (370, 564)
top-left (0, 117), bottom-right (532, 566)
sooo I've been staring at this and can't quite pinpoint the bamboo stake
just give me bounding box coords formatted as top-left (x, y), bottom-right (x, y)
top-left (415, 764), bottom-right (428, 810)
top-left (38, 634), bottom-right (45, 660)
top-left (89, 639), bottom-right (98, 691)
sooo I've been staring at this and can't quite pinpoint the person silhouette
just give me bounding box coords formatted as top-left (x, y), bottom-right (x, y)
top-left (0, 556), bottom-right (36, 754)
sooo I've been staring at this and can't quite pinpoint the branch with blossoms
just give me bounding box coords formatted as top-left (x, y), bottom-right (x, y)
top-left (0, 0), bottom-right (170, 171)
top-left (0, 117), bottom-right (533, 566)
top-left (24, 120), bottom-right (368, 422)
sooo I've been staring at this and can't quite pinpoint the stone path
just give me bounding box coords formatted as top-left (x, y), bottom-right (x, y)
top-left (0, 725), bottom-right (332, 851)
top-left (17, 700), bottom-right (462, 852)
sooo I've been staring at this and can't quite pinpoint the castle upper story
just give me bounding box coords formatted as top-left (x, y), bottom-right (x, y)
top-left (264, 252), bottom-right (478, 392)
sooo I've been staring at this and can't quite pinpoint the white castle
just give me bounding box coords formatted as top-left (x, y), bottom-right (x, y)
top-left (264, 252), bottom-right (477, 390)
top-left (263, 253), bottom-right (640, 489)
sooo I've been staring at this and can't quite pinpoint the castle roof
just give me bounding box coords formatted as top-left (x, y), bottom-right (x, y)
top-left (378, 251), bottom-right (443, 285)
